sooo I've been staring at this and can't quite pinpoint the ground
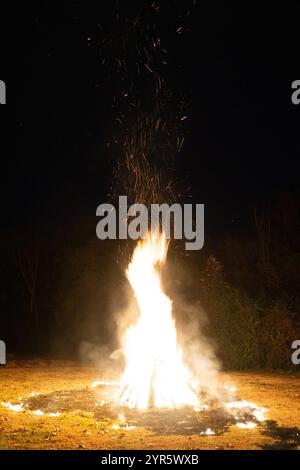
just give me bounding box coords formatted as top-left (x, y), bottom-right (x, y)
top-left (0, 360), bottom-right (299, 450)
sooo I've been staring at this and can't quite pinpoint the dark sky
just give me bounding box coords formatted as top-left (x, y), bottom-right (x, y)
top-left (1, 1), bottom-right (300, 237)
top-left (0, 1), bottom-right (300, 357)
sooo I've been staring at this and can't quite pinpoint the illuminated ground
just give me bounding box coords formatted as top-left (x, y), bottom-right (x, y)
top-left (0, 360), bottom-right (299, 450)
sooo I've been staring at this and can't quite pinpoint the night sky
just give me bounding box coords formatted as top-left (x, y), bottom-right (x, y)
top-left (1, 2), bottom-right (300, 357)
top-left (2, 2), bottom-right (299, 237)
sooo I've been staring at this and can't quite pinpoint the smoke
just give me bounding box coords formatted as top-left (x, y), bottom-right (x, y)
top-left (161, 249), bottom-right (233, 402)
top-left (78, 341), bottom-right (124, 379)
top-left (77, 278), bottom-right (140, 378)
top-left (174, 298), bottom-right (224, 398)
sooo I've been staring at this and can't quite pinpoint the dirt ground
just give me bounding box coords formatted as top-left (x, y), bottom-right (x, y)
top-left (0, 360), bottom-right (299, 450)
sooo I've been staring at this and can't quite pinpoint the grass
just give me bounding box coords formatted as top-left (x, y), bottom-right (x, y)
top-left (0, 360), bottom-right (299, 450)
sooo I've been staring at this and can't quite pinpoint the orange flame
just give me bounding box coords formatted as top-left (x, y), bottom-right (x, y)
top-left (116, 233), bottom-right (198, 409)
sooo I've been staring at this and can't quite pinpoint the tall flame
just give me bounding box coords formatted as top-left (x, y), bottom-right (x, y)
top-left (116, 233), bottom-right (199, 409)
